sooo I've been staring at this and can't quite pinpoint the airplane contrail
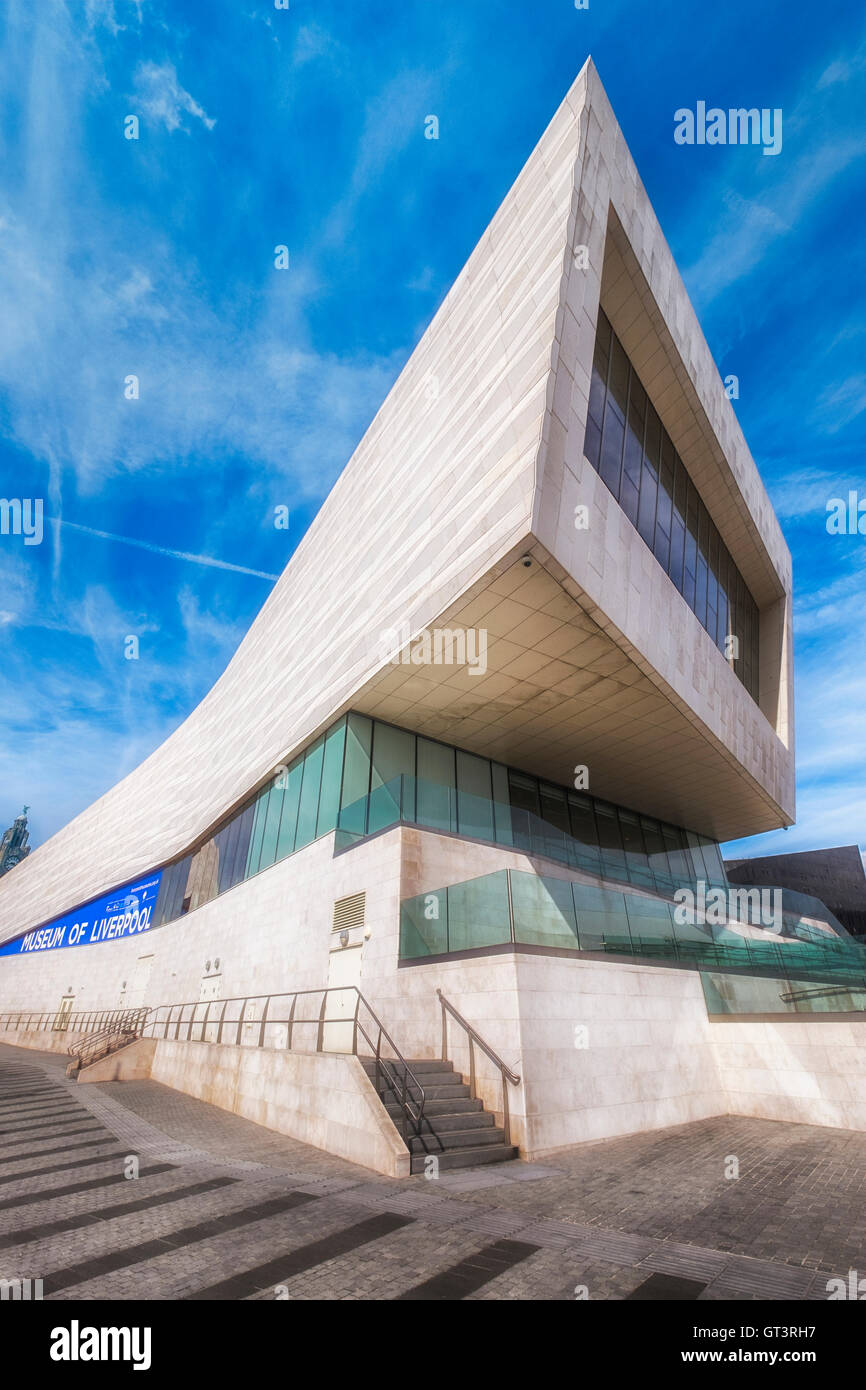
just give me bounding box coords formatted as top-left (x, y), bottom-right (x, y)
top-left (49, 518), bottom-right (280, 581)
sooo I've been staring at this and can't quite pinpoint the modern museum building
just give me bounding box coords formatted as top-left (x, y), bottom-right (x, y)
top-left (2, 60), bottom-right (865, 1175)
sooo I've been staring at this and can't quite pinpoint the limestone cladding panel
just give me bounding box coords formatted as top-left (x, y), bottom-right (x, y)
top-left (147, 1041), bottom-right (409, 1177)
top-left (709, 1019), bottom-right (866, 1132)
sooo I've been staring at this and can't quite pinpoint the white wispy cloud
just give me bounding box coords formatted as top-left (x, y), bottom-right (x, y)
top-left (132, 60), bottom-right (216, 133)
top-left (681, 31), bottom-right (866, 306)
top-left (53, 520), bottom-right (280, 581)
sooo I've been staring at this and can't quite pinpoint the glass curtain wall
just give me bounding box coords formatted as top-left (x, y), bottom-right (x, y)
top-left (400, 870), bottom-right (866, 1005)
top-left (337, 713), bottom-right (727, 894)
top-left (584, 309), bottom-right (760, 702)
top-left (149, 710), bottom-right (727, 937)
top-left (152, 717), bottom-right (347, 928)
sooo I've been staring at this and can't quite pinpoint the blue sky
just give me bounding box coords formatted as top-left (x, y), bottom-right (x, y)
top-left (0, 0), bottom-right (864, 866)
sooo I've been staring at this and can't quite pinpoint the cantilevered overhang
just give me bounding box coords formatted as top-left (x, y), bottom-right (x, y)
top-left (346, 545), bottom-right (791, 844)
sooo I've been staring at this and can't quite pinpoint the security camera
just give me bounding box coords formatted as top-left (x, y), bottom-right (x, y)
top-left (521, 555), bottom-right (532, 568)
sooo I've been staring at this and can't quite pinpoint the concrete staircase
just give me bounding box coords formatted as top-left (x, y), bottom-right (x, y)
top-left (361, 1057), bottom-right (517, 1174)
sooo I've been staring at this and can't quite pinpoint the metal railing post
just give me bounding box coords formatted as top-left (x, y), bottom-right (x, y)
top-left (258, 995), bottom-right (270, 1049)
top-left (316, 990), bottom-right (328, 1052)
top-left (216, 999), bottom-right (229, 1045)
top-left (501, 1066), bottom-right (511, 1146)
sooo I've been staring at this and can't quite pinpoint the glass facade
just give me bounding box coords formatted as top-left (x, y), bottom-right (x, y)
top-left (335, 713), bottom-right (728, 897)
top-left (701, 971), bottom-right (866, 1016)
top-left (152, 718), bottom-right (348, 929)
top-left (584, 309), bottom-right (760, 702)
top-left (400, 868), bottom-right (866, 1004)
top-left (146, 711), bottom-right (727, 935)
top-left (400, 870), bottom-right (712, 961)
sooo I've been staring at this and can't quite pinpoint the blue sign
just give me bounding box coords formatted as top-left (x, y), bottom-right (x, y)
top-left (0, 872), bottom-right (163, 958)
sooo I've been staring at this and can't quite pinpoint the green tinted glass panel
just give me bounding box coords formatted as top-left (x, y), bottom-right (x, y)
top-left (340, 714), bottom-right (372, 834)
top-left (317, 718), bottom-right (347, 837)
top-left (456, 750), bottom-right (494, 841)
top-left (369, 722), bottom-right (414, 833)
top-left (275, 760), bottom-right (303, 859)
top-left (618, 809), bottom-right (653, 887)
top-left (295, 737), bottom-right (325, 850)
top-left (573, 882), bottom-right (631, 952)
top-left (624, 892), bottom-right (676, 948)
top-left (245, 791), bottom-right (269, 877)
top-left (595, 802), bottom-right (626, 874)
top-left (446, 872), bottom-right (510, 952)
top-left (567, 793), bottom-right (600, 869)
top-left (259, 780), bottom-right (286, 871)
top-left (400, 889), bottom-right (448, 958)
top-left (416, 738), bottom-right (456, 832)
top-left (512, 872), bottom-right (578, 948)
top-left (491, 764), bottom-right (513, 846)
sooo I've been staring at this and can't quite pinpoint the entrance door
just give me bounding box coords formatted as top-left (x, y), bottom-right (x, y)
top-left (323, 945), bottom-right (363, 1053)
top-left (53, 996), bottom-right (74, 1032)
top-left (126, 954), bottom-right (154, 1010)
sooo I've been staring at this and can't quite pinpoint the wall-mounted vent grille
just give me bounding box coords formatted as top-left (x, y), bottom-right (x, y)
top-left (332, 892), bottom-right (365, 933)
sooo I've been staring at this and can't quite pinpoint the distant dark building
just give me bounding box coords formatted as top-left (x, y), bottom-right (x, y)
top-left (725, 845), bottom-right (866, 940)
top-left (0, 807), bottom-right (31, 878)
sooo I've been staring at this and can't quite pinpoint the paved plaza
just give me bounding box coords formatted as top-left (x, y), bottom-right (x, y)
top-left (0, 1043), bottom-right (862, 1301)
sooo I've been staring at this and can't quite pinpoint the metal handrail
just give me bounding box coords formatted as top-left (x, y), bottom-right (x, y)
top-left (141, 987), bottom-right (427, 1147)
top-left (0, 1006), bottom-right (150, 1035)
top-left (436, 989), bottom-right (520, 1146)
top-left (1, 989), bottom-right (429, 1147)
top-left (66, 1009), bottom-right (150, 1070)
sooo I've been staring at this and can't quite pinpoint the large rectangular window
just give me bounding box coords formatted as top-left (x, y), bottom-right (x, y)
top-left (417, 737), bottom-right (456, 832)
top-left (456, 750), bottom-right (495, 842)
top-left (295, 736), bottom-right (325, 849)
top-left (275, 760), bottom-right (303, 859)
top-left (339, 714), bottom-right (373, 834)
top-left (369, 721), bottom-right (414, 832)
top-left (584, 308), bottom-right (760, 702)
top-left (595, 800), bottom-right (627, 877)
top-left (259, 779), bottom-right (286, 871)
top-left (317, 719), bottom-right (347, 837)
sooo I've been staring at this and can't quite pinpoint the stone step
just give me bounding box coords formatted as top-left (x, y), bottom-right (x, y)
top-left (415, 1081), bottom-right (471, 1100)
top-left (398, 1059), bottom-right (458, 1074)
top-left (376, 1080), bottom-right (471, 1102)
top-left (409, 1125), bottom-right (506, 1154)
top-left (362, 1063), bottom-right (458, 1091)
top-left (386, 1096), bottom-right (483, 1118)
top-left (361, 1057), bottom-right (456, 1077)
top-left (410, 1144), bottom-right (518, 1174)
top-left (415, 1110), bottom-right (496, 1134)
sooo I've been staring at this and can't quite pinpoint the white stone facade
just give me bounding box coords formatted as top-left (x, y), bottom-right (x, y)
top-left (0, 61), bottom-right (818, 1160)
